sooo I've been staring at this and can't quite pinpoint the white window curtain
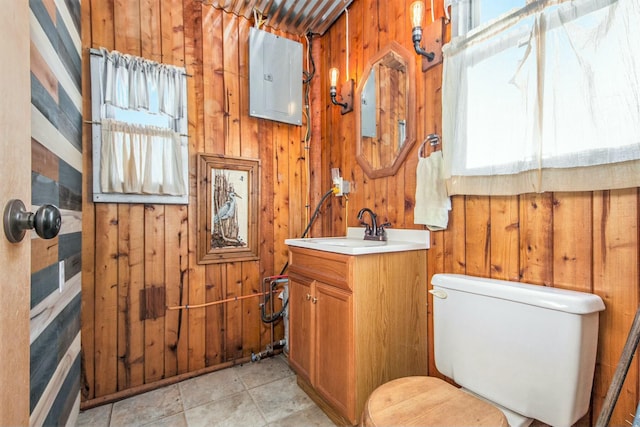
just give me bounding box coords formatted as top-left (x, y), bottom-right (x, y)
top-left (99, 47), bottom-right (185, 120)
top-left (442, 0), bottom-right (640, 195)
top-left (100, 119), bottom-right (186, 195)
top-left (96, 48), bottom-right (187, 197)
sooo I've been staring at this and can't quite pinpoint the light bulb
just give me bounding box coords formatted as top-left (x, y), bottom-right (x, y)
top-left (410, 1), bottom-right (424, 28)
top-left (329, 67), bottom-right (339, 87)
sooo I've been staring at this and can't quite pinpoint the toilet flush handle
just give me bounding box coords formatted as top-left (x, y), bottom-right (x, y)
top-left (429, 289), bottom-right (448, 299)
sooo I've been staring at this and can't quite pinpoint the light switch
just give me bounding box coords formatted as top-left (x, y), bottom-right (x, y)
top-left (59, 260), bottom-right (65, 292)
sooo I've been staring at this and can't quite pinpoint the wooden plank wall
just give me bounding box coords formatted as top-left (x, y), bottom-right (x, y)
top-left (81, 0), bottom-right (307, 404)
top-left (29, 0), bottom-right (83, 425)
top-left (319, 0), bottom-right (639, 425)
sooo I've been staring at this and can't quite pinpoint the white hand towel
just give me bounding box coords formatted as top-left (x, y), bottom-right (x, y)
top-left (414, 151), bottom-right (451, 231)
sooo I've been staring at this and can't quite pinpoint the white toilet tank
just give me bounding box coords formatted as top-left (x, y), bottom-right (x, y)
top-left (431, 274), bottom-right (605, 427)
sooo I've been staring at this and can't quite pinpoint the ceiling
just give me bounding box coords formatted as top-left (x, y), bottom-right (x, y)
top-left (200, 0), bottom-right (353, 36)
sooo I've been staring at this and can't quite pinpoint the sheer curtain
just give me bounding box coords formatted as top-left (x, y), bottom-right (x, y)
top-left (100, 119), bottom-right (185, 195)
top-left (97, 48), bottom-right (187, 196)
top-left (442, 0), bottom-right (640, 195)
top-left (99, 47), bottom-right (185, 119)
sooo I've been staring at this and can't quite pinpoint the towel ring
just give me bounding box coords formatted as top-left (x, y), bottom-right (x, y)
top-left (419, 134), bottom-right (441, 158)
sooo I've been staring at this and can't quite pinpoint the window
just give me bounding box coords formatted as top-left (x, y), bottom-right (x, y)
top-left (477, 2), bottom-right (525, 27)
top-left (89, 48), bottom-right (189, 204)
top-left (447, 0), bottom-right (525, 37)
top-left (442, 0), bottom-right (640, 195)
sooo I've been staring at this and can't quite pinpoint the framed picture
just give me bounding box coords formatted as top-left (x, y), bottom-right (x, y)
top-left (197, 153), bottom-right (260, 264)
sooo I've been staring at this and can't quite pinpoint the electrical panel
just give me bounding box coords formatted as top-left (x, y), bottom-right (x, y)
top-left (249, 27), bottom-right (302, 126)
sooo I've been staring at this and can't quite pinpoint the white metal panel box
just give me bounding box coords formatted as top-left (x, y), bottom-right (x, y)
top-left (249, 27), bottom-right (302, 126)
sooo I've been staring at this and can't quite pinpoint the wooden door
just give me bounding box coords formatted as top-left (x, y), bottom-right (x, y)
top-left (288, 274), bottom-right (314, 384)
top-left (314, 282), bottom-right (355, 423)
top-left (0, 1), bottom-right (31, 425)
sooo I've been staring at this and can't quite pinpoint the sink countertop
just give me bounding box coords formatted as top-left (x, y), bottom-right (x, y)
top-left (285, 227), bottom-right (430, 255)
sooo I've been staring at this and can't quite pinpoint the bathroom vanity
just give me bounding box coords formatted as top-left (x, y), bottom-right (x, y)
top-left (285, 229), bottom-right (429, 425)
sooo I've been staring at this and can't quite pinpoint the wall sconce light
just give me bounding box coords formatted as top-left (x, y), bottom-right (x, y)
top-left (410, 1), bottom-right (444, 72)
top-left (329, 67), bottom-right (354, 115)
top-left (410, 1), bottom-right (435, 61)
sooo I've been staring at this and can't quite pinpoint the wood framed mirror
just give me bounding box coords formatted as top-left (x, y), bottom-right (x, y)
top-left (355, 41), bottom-right (416, 179)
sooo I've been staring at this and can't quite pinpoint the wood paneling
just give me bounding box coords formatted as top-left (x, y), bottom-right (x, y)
top-left (183, 0), bottom-right (207, 375)
top-left (591, 189), bottom-right (639, 423)
top-left (80, 0), bottom-right (96, 405)
top-left (116, 204), bottom-right (144, 390)
top-left (164, 204), bottom-right (189, 376)
top-left (320, 0), bottom-right (640, 425)
top-left (82, 0), bottom-right (304, 405)
top-left (29, 0), bottom-right (83, 424)
top-left (143, 205), bottom-right (166, 383)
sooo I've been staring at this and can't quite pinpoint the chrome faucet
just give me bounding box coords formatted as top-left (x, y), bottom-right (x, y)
top-left (357, 208), bottom-right (390, 241)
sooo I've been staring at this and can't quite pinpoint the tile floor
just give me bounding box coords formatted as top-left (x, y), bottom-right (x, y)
top-left (77, 354), bottom-right (336, 427)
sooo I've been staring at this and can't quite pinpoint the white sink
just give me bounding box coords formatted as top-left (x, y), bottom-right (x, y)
top-left (285, 227), bottom-right (430, 255)
top-left (308, 238), bottom-right (387, 248)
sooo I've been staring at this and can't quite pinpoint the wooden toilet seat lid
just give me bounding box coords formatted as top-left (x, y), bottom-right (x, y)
top-left (361, 376), bottom-right (509, 426)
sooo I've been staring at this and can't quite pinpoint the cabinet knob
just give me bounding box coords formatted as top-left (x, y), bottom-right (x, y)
top-left (306, 293), bottom-right (311, 301)
top-left (311, 297), bottom-right (317, 304)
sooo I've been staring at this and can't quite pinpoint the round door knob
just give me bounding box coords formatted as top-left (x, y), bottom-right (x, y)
top-left (33, 203), bottom-right (62, 239)
top-left (3, 199), bottom-right (62, 243)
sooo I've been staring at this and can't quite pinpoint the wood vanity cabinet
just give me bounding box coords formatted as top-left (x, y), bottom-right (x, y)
top-left (287, 246), bottom-right (428, 426)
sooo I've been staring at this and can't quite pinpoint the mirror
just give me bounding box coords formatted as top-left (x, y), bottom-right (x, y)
top-left (356, 41), bottom-right (416, 179)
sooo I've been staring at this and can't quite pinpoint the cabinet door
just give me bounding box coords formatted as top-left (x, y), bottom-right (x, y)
top-left (288, 274), bottom-right (314, 384)
top-left (314, 282), bottom-right (355, 423)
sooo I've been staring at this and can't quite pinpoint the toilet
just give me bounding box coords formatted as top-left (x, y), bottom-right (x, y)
top-left (362, 273), bottom-right (605, 427)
